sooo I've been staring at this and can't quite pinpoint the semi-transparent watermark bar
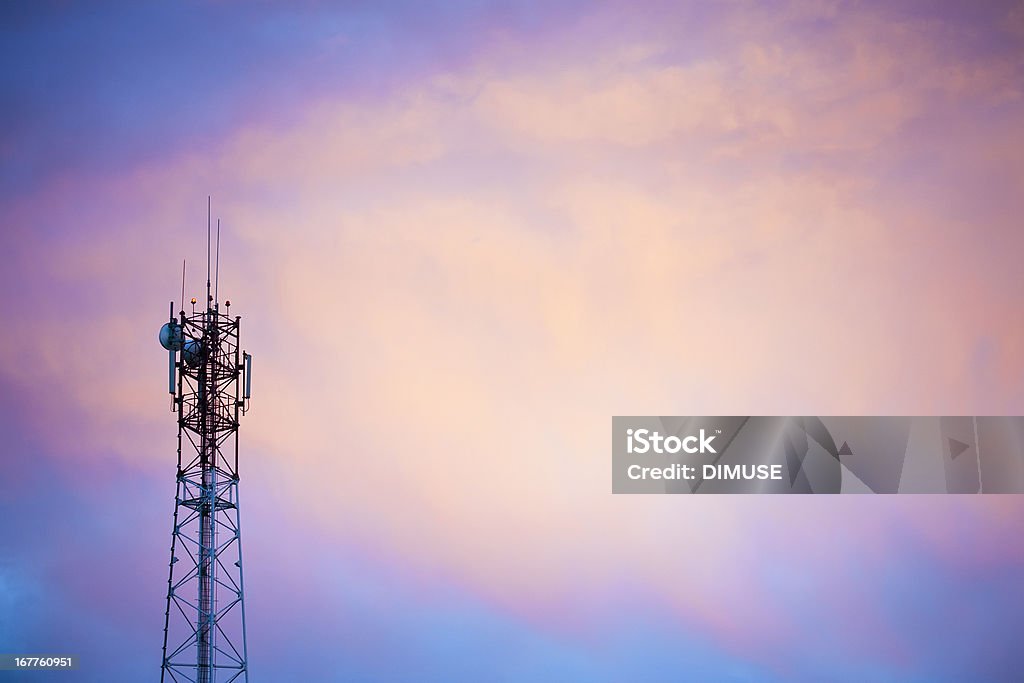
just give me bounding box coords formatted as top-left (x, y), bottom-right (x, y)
top-left (0, 654), bottom-right (78, 670)
top-left (612, 417), bottom-right (1024, 494)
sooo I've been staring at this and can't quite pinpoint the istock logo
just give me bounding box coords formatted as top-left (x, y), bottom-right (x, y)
top-left (626, 428), bottom-right (717, 454)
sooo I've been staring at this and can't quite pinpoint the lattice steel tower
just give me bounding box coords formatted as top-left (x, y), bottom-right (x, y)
top-left (158, 202), bottom-right (252, 683)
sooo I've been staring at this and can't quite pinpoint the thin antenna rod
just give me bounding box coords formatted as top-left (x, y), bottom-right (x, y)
top-left (180, 259), bottom-right (186, 314)
top-left (215, 219), bottom-right (221, 305)
top-left (207, 195), bottom-right (212, 308)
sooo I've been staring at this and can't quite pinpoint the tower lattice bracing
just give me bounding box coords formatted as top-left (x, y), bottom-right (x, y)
top-left (160, 244), bottom-right (252, 682)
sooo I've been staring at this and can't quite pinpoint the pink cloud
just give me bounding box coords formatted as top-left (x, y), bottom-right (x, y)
top-left (2, 0), bottom-right (1023, 665)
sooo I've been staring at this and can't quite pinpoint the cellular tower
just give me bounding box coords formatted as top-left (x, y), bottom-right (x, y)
top-left (158, 200), bottom-right (253, 683)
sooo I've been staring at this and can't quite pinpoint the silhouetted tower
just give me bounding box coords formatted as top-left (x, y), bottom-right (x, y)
top-left (159, 201), bottom-right (252, 682)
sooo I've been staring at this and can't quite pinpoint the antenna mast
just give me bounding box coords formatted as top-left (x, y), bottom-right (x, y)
top-left (159, 198), bottom-right (252, 683)
top-left (180, 259), bottom-right (186, 315)
top-left (206, 195), bottom-right (212, 307)
top-left (215, 218), bottom-right (221, 305)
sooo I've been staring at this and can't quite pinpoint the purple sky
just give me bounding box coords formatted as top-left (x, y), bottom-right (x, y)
top-left (2, 1), bottom-right (1024, 681)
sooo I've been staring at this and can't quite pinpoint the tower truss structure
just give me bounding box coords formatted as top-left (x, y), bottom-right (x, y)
top-left (159, 232), bottom-right (252, 683)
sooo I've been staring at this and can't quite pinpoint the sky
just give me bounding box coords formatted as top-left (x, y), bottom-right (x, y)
top-left (2, 1), bottom-right (1024, 681)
